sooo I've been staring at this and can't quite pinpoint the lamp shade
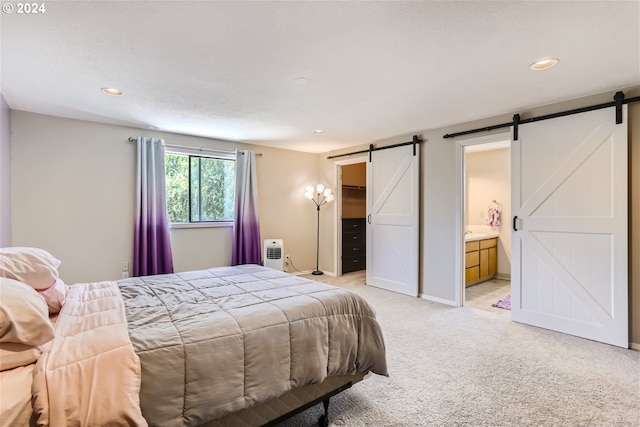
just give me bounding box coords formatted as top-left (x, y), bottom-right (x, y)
top-left (316, 184), bottom-right (325, 194)
top-left (304, 191), bottom-right (314, 200)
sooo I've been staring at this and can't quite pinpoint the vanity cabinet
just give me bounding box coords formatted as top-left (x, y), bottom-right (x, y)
top-left (465, 237), bottom-right (497, 286)
top-left (342, 218), bottom-right (366, 273)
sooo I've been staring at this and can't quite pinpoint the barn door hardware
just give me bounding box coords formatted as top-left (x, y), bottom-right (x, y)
top-left (614, 91), bottom-right (625, 124)
top-left (512, 114), bottom-right (521, 141)
top-left (443, 90), bottom-right (640, 140)
top-left (327, 135), bottom-right (424, 160)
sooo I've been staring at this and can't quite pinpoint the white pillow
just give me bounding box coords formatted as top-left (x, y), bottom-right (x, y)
top-left (0, 278), bottom-right (55, 346)
top-left (0, 247), bottom-right (61, 290)
top-left (0, 342), bottom-right (40, 371)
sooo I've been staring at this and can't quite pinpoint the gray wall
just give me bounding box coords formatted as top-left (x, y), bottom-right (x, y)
top-left (0, 94), bottom-right (11, 247)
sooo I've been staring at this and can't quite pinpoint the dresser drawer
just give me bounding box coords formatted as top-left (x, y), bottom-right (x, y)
top-left (343, 218), bottom-right (366, 232)
top-left (342, 244), bottom-right (364, 256)
top-left (342, 254), bottom-right (366, 273)
top-left (343, 231), bottom-right (365, 247)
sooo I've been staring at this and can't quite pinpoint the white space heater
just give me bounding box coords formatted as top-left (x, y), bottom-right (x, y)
top-left (264, 239), bottom-right (284, 271)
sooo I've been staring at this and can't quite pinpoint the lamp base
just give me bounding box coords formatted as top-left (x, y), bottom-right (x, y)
top-left (311, 270), bottom-right (324, 276)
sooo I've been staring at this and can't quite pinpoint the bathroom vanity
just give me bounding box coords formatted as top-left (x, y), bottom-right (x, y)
top-left (465, 235), bottom-right (498, 286)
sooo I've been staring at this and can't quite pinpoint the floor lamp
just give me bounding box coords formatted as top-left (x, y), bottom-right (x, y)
top-left (304, 184), bottom-right (335, 275)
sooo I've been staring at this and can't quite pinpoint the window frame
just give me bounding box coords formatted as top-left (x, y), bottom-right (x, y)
top-left (165, 146), bottom-right (235, 229)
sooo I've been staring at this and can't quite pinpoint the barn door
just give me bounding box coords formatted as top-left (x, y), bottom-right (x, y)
top-left (366, 144), bottom-right (419, 296)
top-left (511, 106), bottom-right (628, 347)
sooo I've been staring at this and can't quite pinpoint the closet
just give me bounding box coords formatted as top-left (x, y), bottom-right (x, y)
top-left (341, 163), bottom-right (366, 273)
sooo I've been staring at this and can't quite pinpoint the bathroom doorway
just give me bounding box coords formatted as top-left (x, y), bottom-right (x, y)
top-left (457, 133), bottom-right (512, 312)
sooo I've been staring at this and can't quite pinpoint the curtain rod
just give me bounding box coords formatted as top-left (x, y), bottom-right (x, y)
top-left (443, 91), bottom-right (640, 140)
top-left (127, 137), bottom-right (261, 156)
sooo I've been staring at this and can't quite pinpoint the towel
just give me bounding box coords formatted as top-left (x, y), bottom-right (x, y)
top-left (487, 208), bottom-right (501, 227)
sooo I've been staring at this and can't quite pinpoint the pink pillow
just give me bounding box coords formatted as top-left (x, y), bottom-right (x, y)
top-left (38, 278), bottom-right (66, 314)
top-left (0, 247), bottom-right (61, 290)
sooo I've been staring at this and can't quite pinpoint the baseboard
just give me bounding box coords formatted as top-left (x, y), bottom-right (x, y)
top-left (287, 269), bottom-right (337, 277)
top-left (287, 270), bottom-right (312, 276)
top-left (496, 273), bottom-right (511, 281)
top-left (420, 294), bottom-right (457, 307)
top-left (630, 342), bottom-right (640, 351)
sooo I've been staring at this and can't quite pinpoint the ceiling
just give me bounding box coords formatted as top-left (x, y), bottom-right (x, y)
top-left (1, 1), bottom-right (638, 154)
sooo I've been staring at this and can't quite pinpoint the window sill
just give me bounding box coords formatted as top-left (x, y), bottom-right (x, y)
top-left (170, 222), bottom-right (233, 229)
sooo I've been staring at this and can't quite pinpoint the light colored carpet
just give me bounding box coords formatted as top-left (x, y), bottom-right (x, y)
top-left (275, 271), bottom-right (640, 427)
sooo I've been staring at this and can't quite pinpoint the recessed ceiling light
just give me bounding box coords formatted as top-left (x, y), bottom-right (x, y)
top-left (312, 129), bottom-right (324, 134)
top-left (530, 58), bottom-right (559, 71)
top-left (101, 87), bottom-right (123, 96)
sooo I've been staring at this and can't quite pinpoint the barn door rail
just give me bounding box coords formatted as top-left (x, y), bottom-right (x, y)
top-left (443, 91), bottom-right (640, 141)
top-left (327, 135), bottom-right (423, 161)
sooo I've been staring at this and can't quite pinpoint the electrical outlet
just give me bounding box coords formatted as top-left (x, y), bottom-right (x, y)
top-left (123, 261), bottom-right (129, 272)
top-left (121, 271), bottom-right (130, 279)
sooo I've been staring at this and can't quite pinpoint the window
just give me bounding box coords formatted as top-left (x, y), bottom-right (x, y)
top-left (165, 150), bottom-right (235, 224)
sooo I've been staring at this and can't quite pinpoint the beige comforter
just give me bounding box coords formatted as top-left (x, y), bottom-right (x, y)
top-left (118, 265), bottom-right (387, 427)
top-left (32, 281), bottom-right (147, 426)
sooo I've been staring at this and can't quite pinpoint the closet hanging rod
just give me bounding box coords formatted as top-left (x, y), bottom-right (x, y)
top-left (127, 137), bottom-right (261, 156)
top-left (443, 91), bottom-right (640, 140)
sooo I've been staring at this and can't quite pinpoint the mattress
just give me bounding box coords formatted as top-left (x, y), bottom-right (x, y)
top-left (118, 264), bottom-right (387, 427)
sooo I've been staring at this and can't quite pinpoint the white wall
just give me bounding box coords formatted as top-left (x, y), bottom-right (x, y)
top-left (466, 148), bottom-right (511, 278)
top-left (10, 112), bottom-right (319, 283)
top-left (0, 94), bottom-right (11, 247)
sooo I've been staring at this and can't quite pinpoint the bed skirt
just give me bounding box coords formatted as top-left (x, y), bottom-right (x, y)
top-left (200, 372), bottom-right (367, 427)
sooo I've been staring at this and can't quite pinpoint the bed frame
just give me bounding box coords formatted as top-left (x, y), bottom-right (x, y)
top-left (201, 372), bottom-right (367, 427)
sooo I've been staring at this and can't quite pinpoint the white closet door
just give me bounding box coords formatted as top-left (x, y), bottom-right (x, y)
top-left (511, 106), bottom-right (628, 347)
top-left (366, 144), bottom-right (419, 296)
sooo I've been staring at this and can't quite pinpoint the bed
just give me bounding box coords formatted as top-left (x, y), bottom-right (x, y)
top-left (0, 248), bottom-right (387, 427)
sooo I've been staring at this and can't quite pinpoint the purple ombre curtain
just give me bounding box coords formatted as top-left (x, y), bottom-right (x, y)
top-left (133, 136), bottom-right (174, 276)
top-left (231, 149), bottom-right (262, 265)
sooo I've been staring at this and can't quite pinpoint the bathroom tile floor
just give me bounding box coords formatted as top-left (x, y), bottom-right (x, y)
top-left (465, 278), bottom-right (511, 314)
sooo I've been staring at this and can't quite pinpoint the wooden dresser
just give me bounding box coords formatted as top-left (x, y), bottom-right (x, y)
top-left (342, 218), bottom-right (366, 273)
